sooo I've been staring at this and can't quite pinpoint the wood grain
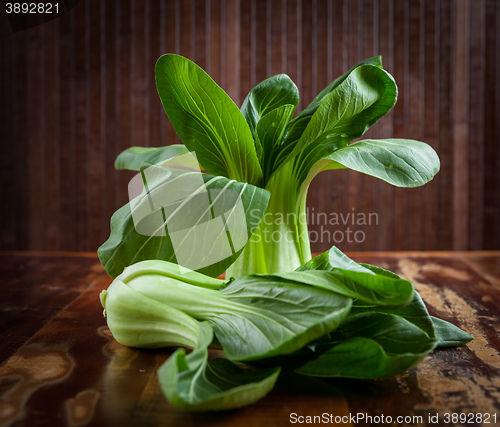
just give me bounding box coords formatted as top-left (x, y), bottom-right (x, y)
top-left (0, 252), bottom-right (498, 426)
top-left (0, 0), bottom-right (499, 253)
top-left (453, 0), bottom-right (469, 251)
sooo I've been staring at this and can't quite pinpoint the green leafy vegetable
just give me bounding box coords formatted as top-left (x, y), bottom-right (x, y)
top-left (100, 54), bottom-right (440, 277)
top-left (291, 248), bottom-right (470, 378)
top-left (158, 321), bottom-right (280, 411)
top-left (109, 259), bottom-right (353, 362)
top-left (100, 279), bottom-right (202, 349)
top-left (98, 165), bottom-right (270, 279)
top-left (114, 145), bottom-right (190, 171)
top-left (324, 138), bottom-right (441, 187)
top-left (155, 54), bottom-right (263, 186)
top-left (431, 316), bottom-right (474, 348)
top-left (98, 54), bottom-right (472, 412)
top-left (240, 73), bottom-right (299, 139)
top-left (296, 294), bottom-right (438, 378)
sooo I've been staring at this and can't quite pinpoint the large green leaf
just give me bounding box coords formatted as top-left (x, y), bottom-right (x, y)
top-left (296, 333), bottom-right (433, 379)
top-left (431, 316), bottom-right (473, 348)
top-left (251, 290), bottom-right (434, 373)
top-left (240, 73), bottom-right (299, 138)
top-left (114, 145), bottom-right (190, 171)
top-left (289, 247), bottom-right (461, 378)
top-left (98, 167), bottom-right (270, 279)
top-left (287, 64), bottom-right (398, 186)
top-left (297, 245), bottom-right (372, 273)
top-left (273, 269), bottom-right (414, 308)
top-left (278, 56), bottom-right (383, 166)
top-left (117, 264), bottom-right (352, 362)
top-left (255, 104), bottom-right (295, 184)
top-left (275, 247), bottom-right (415, 307)
top-left (244, 290), bottom-right (438, 377)
top-left (213, 275), bottom-right (353, 361)
top-left (295, 294), bottom-right (437, 378)
top-left (298, 286), bottom-right (470, 378)
top-left (155, 54), bottom-right (262, 185)
top-left (324, 138), bottom-right (440, 187)
top-left (296, 247), bottom-right (433, 333)
top-left (158, 321), bottom-right (280, 411)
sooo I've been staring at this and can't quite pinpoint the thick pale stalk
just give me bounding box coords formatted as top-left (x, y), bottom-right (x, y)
top-left (226, 163), bottom-right (312, 277)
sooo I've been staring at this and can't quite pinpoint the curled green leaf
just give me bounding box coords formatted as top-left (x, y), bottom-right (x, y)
top-left (158, 322), bottom-right (280, 411)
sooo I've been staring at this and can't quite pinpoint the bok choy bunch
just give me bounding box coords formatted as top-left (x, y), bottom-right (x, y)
top-left (97, 54), bottom-right (472, 411)
top-left (98, 54), bottom-right (439, 278)
top-left (100, 248), bottom-right (471, 410)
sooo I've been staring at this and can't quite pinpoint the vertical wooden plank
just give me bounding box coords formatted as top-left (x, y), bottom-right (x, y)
top-left (325, 0), bottom-right (347, 253)
top-left (467, 0), bottom-right (485, 249)
top-left (345, 0), bottom-right (361, 252)
top-left (331, 0), bottom-right (345, 79)
top-left (12, 26), bottom-right (30, 250)
top-left (300, 0), bottom-right (314, 105)
top-left (255, 0), bottom-right (267, 85)
top-left (422, 0), bottom-right (439, 250)
top-left (148, 1), bottom-right (162, 147)
top-left (270, 0), bottom-right (284, 76)
top-left (209, 0), bottom-right (222, 86)
top-left (346, 0), bottom-right (361, 66)
top-left (71, 1), bottom-right (89, 251)
top-left (453, 0), bottom-right (469, 250)
top-left (163, 0), bottom-right (177, 54)
top-left (391, 0), bottom-right (407, 250)
top-left (193, 0), bottom-right (208, 70)
top-left (162, 0), bottom-right (179, 145)
top-left (376, 0), bottom-right (394, 251)
top-left (239, 0), bottom-right (253, 100)
top-left (285, 0), bottom-right (299, 107)
top-left (88, 0), bottom-right (103, 251)
top-left (179, 0), bottom-right (193, 57)
top-left (406, 0), bottom-right (423, 250)
top-left (117, 0), bottom-right (133, 217)
top-left (358, 0), bottom-right (377, 251)
top-left (28, 25), bottom-right (46, 250)
top-left (0, 14), bottom-right (16, 249)
top-left (313, 0), bottom-right (329, 253)
top-left (131, 0), bottom-right (147, 150)
top-left (101, 0), bottom-right (121, 241)
top-left (100, 0), bottom-right (113, 248)
top-left (58, 8), bottom-right (76, 251)
top-left (492, 0), bottom-right (500, 250)
top-left (437, 0), bottom-right (454, 250)
top-left (361, 0), bottom-right (377, 139)
top-left (496, 0), bottom-right (500, 249)
top-left (392, 0), bottom-right (406, 140)
top-left (224, 0), bottom-right (240, 103)
top-left (300, 0), bottom-right (316, 249)
top-left (483, 0), bottom-right (499, 249)
top-left (43, 20), bottom-right (60, 250)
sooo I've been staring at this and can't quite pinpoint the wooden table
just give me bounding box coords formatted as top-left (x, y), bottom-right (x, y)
top-left (0, 251), bottom-right (499, 427)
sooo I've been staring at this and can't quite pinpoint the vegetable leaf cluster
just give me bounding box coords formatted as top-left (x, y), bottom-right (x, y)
top-left (97, 54), bottom-right (472, 412)
top-left (100, 247), bottom-right (472, 410)
top-left (98, 54), bottom-right (440, 278)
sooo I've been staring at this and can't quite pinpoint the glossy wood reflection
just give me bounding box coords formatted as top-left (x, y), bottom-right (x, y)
top-left (0, 252), bottom-right (498, 426)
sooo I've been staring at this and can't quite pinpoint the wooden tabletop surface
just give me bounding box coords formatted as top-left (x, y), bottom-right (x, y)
top-left (0, 251), bottom-right (499, 427)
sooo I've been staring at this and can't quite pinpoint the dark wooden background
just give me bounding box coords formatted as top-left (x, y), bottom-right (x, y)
top-left (1, 0), bottom-right (499, 255)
